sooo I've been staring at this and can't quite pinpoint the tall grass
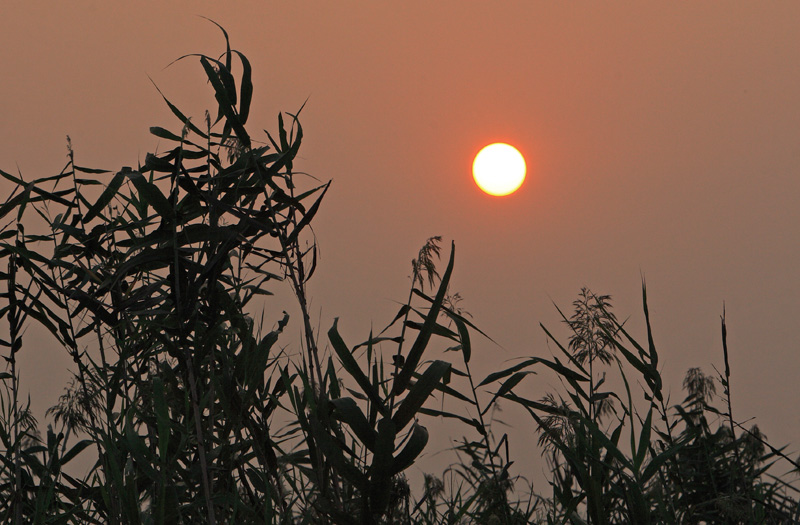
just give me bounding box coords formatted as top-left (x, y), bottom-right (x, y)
top-left (0, 26), bottom-right (797, 524)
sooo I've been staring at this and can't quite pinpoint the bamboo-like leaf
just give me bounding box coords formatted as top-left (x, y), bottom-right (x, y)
top-left (403, 321), bottom-right (457, 345)
top-left (202, 16), bottom-right (232, 70)
top-left (352, 335), bottom-right (403, 351)
top-left (286, 182), bottom-right (330, 245)
top-left (332, 397), bottom-right (377, 452)
top-left (150, 126), bottom-right (184, 142)
top-left (390, 422), bottom-right (428, 475)
top-left (60, 439), bottom-right (92, 466)
top-left (313, 420), bottom-right (367, 491)
top-left (413, 287), bottom-right (496, 343)
top-left (0, 168), bottom-right (73, 206)
top-left (641, 280), bottom-right (659, 371)
top-left (612, 340), bottom-right (661, 402)
top-left (634, 407), bottom-right (653, 472)
top-left (418, 407), bottom-right (484, 433)
top-left (149, 78), bottom-right (208, 138)
top-left (429, 376), bottom-right (475, 405)
top-left (503, 391), bottom-right (582, 419)
top-left (326, 357), bottom-right (341, 399)
top-left (83, 170), bottom-right (126, 223)
top-left (277, 113), bottom-right (289, 152)
top-left (378, 304), bottom-right (411, 335)
top-left (485, 371), bottom-right (535, 413)
top-left (128, 170), bottom-right (172, 219)
top-left (393, 242), bottom-right (455, 395)
top-left (392, 360), bottom-right (451, 432)
top-left (540, 322), bottom-right (590, 374)
top-left (143, 152), bottom-right (176, 174)
top-left (73, 165), bottom-right (111, 174)
top-left (199, 56), bottom-right (251, 150)
top-left (234, 50), bottom-right (253, 125)
top-left (478, 359), bottom-right (537, 387)
top-left (328, 318), bottom-right (384, 410)
top-left (0, 183), bottom-right (32, 222)
top-left (453, 315), bottom-right (471, 363)
top-left (641, 440), bottom-right (686, 485)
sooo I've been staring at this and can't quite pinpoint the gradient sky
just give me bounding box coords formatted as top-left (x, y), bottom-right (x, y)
top-left (2, 2), bottom-right (799, 487)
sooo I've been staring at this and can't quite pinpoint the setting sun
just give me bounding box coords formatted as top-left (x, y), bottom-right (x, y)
top-left (472, 143), bottom-right (526, 196)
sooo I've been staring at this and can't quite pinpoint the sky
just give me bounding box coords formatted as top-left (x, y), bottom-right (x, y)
top-left (2, 2), bottom-right (799, 489)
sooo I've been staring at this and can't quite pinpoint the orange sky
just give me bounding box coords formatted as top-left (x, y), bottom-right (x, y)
top-left (2, 2), bottom-right (799, 488)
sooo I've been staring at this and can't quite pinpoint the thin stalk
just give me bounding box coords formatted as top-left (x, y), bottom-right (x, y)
top-left (7, 257), bottom-right (22, 525)
top-left (389, 236), bottom-right (441, 412)
top-left (463, 359), bottom-right (503, 487)
top-left (254, 158), bottom-right (324, 396)
top-left (388, 285), bottom-right (416, 415)
top-left (254, 144), bottom-right (335, 513)
top-left (40, 149), bottom-right (108, 454)
top-left (720, 306), bottom-right (753, 520)
top-left (721, 307), bottom-right (737, 453)
top-left (171, 142), bottom-right (216, 525)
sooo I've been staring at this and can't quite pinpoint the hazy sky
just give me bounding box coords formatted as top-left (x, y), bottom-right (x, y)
top-left (2, 2), bottom-right (799, 487)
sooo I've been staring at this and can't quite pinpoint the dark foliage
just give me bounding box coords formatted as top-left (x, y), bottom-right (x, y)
top-left (0, 27), bottom-right (797, 524)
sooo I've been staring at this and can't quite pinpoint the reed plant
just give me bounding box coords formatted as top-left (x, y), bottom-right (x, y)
top-left (0, 25), bottom-right (797, 524)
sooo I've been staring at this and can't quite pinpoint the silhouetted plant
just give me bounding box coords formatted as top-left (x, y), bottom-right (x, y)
top-left (492, 284), bottom-right (800, 524)
top-left (1, 22), bottom-right (799, 525)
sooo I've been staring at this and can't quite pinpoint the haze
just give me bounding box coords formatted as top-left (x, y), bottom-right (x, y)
top-left (1, 2), bottom-right (798, 487)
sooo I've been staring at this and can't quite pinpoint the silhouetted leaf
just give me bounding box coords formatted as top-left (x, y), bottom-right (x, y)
top-left (393, 242), bottom-right (455, 395)
top-left (453, 316), bottom-right (471, 363)
top-left (390, 422), bottom-right (428, 475)
top-left (485, 371), bottom-right (535, 414)
top-left (200, 56), bottom-right (250, 150)
top-left (61, 439), bottom-right (92, 466)
top-left (286, 182), bottom-right (330, 245)
top-left (73, 165), bottom-right (111, 174)
top-left (393, 360), bottom-right (451, 432)
top-left (332, 397), bottom-right (376, 452)
top-left (83, 170), bottom-right (126, 223)
top-left (150, 126), bottom-right (184, 142)
top-left (478, 360), bottom-right (536, 387)
top-left (418, 407), bottom-right (484, 433)
top-left (234, 50), bottom-right (253, 125)
top-left (149, 79), bottom-right (208, 138)
top-left (329, 319), bottom-right (383, 410)
top-left (128, 170), bottom-right (172, 219)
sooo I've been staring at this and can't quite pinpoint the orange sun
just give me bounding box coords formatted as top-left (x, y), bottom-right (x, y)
top-left (472, 143), bottom-right (526, 196)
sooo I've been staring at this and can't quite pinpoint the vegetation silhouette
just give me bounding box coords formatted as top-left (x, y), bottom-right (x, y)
top-left (0, 26), bottom-right (798, 524)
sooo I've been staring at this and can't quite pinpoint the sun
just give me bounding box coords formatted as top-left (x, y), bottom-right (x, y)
top-left (472, 143), bottom-right (526, 196)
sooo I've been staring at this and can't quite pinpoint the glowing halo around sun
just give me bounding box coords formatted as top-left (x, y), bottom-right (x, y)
top-left (472, 143), bottom-right (526, 196)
